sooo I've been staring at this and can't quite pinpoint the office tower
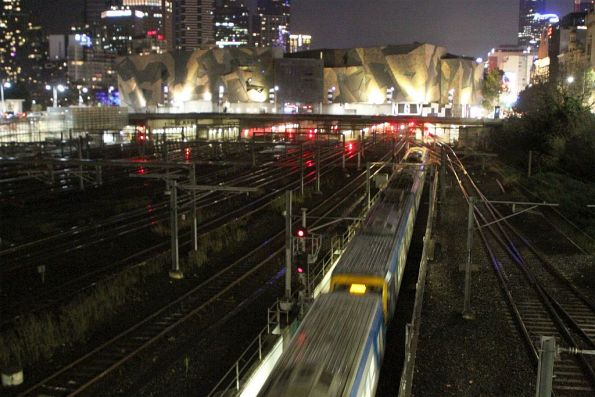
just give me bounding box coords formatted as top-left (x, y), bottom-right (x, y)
top-left (518, 0), bottom-right (546, 50)
top-left (85, 0), bottom-right (121, 25)
top-left (163, 0), bottom-right (215, 51)
top-left (252, 0), bottom-right (291, 49)
top-left (288, 34), bottom-right (311, 53)
top-left (575, 0), bottom-right (594, 12)
top-left (214, 0), bottom-right (249, 48)
top-left (0, 0), bottom-right (45, 82)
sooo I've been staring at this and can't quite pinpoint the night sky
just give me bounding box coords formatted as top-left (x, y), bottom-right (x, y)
top-left (25, 0), bottom-right (574, 58)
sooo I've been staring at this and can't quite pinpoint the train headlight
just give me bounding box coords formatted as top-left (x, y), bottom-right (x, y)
top-left (349, 284), bottom-right (367, 295)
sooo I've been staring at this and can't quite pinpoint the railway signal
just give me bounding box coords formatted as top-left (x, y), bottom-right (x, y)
top-left (295, 252), bottom-right (308, 287)
top-left (296, 227), bottom-right (306, 238)
top-left (295, 227), bottom-right (307, 254)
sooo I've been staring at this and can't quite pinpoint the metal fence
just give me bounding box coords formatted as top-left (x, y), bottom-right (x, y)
top-left (207, 192), bottom-right (377, 396)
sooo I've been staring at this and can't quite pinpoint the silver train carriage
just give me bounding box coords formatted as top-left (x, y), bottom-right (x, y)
top-left (329, 146), bottom-right (429, 318)
top-left (257, 293), bottom-right (384, 397)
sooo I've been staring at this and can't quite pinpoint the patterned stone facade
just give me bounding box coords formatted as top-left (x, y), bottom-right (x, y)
top-left (116, 47), bottom-right (282, 111)
top-left (117, 43), bottom-right (483, 113)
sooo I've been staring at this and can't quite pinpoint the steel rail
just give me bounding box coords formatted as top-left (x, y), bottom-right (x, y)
top-left (1, 141), bottom-right (379, 325)
top-left (447, 149), bottom-right (595, 395)
top-left (16, 145), bottom-right (382, 396)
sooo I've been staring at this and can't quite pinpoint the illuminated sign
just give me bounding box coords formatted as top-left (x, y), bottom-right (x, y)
top-left (102, 10), bottom-right (132, 18)
top-left (101, 9), bottom-right (144, 18)
top-left (74, 34), bottom-right (92, 47)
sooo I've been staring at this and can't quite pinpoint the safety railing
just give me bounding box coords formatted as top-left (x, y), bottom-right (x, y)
top-left (399, 166), bottom-right (439, 396)
top-left (208, 182), bottom-right (383, 397)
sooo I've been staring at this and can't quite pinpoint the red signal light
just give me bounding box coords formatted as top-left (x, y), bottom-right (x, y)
top-left (296, 229), bottom-right (305, 238)
top-left (184, 147), bottom-right (191, 161)
top-left (297, 267), bottom-right (304, 273)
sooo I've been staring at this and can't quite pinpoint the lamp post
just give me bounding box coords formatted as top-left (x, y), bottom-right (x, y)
top-left (77, 86), bottom-right (88, 106)
top-left (45, 84), bottom-right (66, 108)
top-left (386, 86), bottom-right (395, 114)
top-left (1, 80), bottom-right (11, 115)
top-left (327, 86), bottom-right (336, 104)
top-left (268, 85), bottom-right (279, 112)
top-left (274, 85), bottom-right (279, 112)
top-left (218, 85), bottom-right (224, 112)
top-left (387, 86), bottom-right (395, 102)
top-left (567, 71), bottom-right (589, 97)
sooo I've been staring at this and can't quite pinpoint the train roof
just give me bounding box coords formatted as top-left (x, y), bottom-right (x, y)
top-left (332, 232), bottom-right (398, 278)
top-left (403, 146), bottom-right (429, 164)
top-left (258, 293), bottom-right (383, 397)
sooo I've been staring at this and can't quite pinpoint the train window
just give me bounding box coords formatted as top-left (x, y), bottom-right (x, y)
top-left (279, 368), bottom-right (293, 383)
top-left (318, 370), bottom-right (334, 388)
top-left (367, 285), bottom-right (383, 294)
top-left (405, 152), bottom-right (423, 163)
top-left (334, 284), bottom-right (350, 292)
top-left (298, 367), bottom-right (315, 379)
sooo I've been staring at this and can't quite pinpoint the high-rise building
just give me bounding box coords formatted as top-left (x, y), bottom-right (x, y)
top-left (518, 0), bottom-right (546, 50)
top-left (122, 0), bottom-right (164, 32)
top-left (488, 45), bottom-right (534, 106)
top-left (100, 8), bottom-right (148, 55)
top-left (288, 34), bottom-right (311, 53)
top-left (214, 0), bottom-right (249, 48)
top-left (1, 0), bottom-right (26, 81)
top-left (558, 11), bottom-right (589, 77)
top-left (588, 8), bottom-right (595, 68)
top-left (123, 0), bottom-right (162, 6)
top-left (575, 0), bottom-right (594, 12)
top-left (252, 0), bottom-right (291, 49)
top-left (1, 0), bottom-right (46, 83)
top-left (85, 0), bottom-right (121, 25)
top-left (163, 0), bottom-right (215, 51)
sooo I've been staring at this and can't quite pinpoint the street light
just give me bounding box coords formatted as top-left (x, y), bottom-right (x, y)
top-left (268, 85), bottom-right (279, 112)
top-left (1, 80), bottom-right (11, 115)
top-left (327, 86), bottom-right (336, 104)
top-left (77, 86), bottom-right (88, 105)
top-left (45, 84), bottom-right (67, 108)
top-left (567, 76), bottom-right (575, 84)
top-left (218, 85), bottom-right (224, 112)
top-left (386, 86), bottom-right (395, 103)
top-left (274, 85), bottom-right (279, 112)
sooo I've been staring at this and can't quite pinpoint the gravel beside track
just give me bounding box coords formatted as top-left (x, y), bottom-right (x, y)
top-left (412, 167), bottom-right (535, 396)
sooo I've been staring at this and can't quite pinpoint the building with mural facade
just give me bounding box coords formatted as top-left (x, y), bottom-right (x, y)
top-left (116, 42), bottom-right (483, 116)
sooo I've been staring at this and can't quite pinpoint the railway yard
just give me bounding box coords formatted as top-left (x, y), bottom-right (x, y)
top-left (0, 119), bottom-right (593, 397)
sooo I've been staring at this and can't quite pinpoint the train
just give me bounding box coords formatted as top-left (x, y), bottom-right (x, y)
top-left (257, 146), bottom-right (430, 397)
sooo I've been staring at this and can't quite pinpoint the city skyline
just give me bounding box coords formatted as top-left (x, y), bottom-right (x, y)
top-left (25, 0), bottom-right (575, 56)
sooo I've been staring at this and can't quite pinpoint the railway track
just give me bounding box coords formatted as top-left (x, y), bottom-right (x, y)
top-left (1, 142), bottom-right (331, 269)
top-left (15, 144), bottom-right (389, 396)
top-left (447, 147), bottom-right (595, 396)
top-left (1, 139), bottom-right (388, 325)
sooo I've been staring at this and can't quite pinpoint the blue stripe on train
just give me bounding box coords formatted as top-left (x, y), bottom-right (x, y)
top-left (350, 300), bottom-right (385, 397)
